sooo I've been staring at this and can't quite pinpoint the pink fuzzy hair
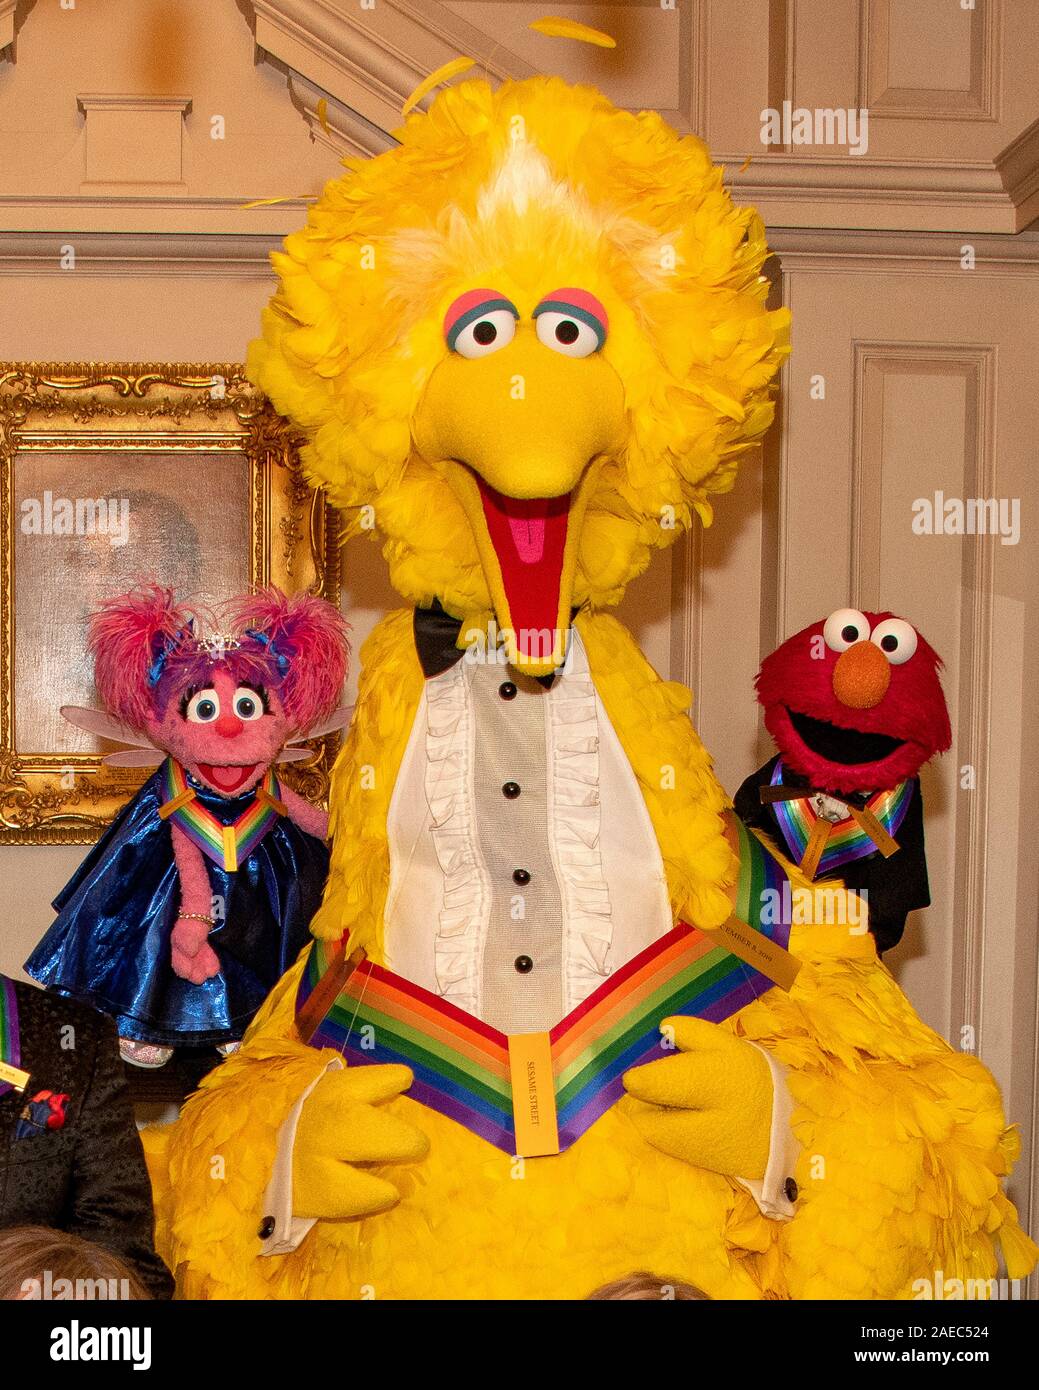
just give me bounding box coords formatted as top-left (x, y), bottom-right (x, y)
top-left (90, 583), bottom-right (349, 735)
top-left (227, 588), bottom-right (350, 732)
top-left (90, 584), bottom-right (201, 731)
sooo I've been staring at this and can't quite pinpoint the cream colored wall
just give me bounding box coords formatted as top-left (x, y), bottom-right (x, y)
top-left (1, 0), bottom-right (1037, 1260)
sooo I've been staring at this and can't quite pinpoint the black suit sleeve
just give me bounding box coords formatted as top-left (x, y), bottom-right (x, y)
top-left (860, 779), bottom-right (931, 953)
top-left (734, 757), bottom-right (782, 831)
top-left (68, 1013), bottom-right (173, 1299)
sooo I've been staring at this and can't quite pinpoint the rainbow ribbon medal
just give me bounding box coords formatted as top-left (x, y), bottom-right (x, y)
top-left (769, 760), bottom-right (912, 878)
top-left (296, 818), bottom-right (797, 1158)
top-left (0, 976), bottom-right (29, 1098)
top-left (158, 759), bottom-right (286, 872)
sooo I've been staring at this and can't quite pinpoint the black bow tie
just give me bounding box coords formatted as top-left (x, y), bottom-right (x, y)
top-left (413, 601), bottom-right (559, 688)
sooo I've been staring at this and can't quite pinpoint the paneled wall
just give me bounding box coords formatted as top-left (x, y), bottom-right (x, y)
top-left (1, 0), bottom-right (1037, 1269)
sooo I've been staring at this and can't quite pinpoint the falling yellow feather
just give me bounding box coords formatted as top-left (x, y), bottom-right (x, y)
top-left (401, 56), bottom-right (476, 117)
top-left (529, 16), bottom-right (617, 48)
top-left (239, 196), bottom-right (315, 209)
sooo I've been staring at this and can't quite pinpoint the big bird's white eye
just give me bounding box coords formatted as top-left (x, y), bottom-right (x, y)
top-left (533, 312), bottom-right (601, 357)
top-left (533, 289), bottom-right (608, 357)
top-left (870, 618), bottom-right (917, 665)
top-left (823, 608), bottom-right (870, 653)
top-left (232, 686), bottom-right (267, 721)
top-left (185, 689), bottom-right (220, 723)
top-left (444, 291), bottom-right (518, 358)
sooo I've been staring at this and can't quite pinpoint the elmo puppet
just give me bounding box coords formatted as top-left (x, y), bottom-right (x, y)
top-left (734, 608), bottom-right (951, 952)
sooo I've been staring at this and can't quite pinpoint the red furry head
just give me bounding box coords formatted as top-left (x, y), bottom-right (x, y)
top-left (89, 582), bottom-right (349, 798)
top-left (755, 608), bottom-right (951, 795)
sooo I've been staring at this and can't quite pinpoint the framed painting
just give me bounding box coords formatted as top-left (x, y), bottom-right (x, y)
top-left (0, 363), bottom-right (341, 844)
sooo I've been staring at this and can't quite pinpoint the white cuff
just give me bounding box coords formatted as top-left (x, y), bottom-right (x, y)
top-left (734, 1043), bottom-right (799, 1222)
top-left (258, 1055), bottom-right (345, 1257)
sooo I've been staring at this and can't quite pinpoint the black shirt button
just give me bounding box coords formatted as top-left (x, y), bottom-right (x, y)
top-left (502, 781), bottom-right (521, 799)
top-left (784, 1177), bottom-right (798, 1203)
top-left (512, 868), bottom-right (531, 885)
top-left (258, 1216), bottom-right (276, 1240)
top-left (499, 681), bottom-right (518, 700)
top-left (514, 955), bottom-right (534, 974)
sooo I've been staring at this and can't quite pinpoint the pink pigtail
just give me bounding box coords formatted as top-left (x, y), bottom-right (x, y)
top-left (228, 587), bottom-right (350, 733)
top-left (89, 583), bottom-right (196, 731)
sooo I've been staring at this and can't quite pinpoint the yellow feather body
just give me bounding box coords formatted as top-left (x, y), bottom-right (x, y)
top-left (147, 612), bottom-right (1036, 1299)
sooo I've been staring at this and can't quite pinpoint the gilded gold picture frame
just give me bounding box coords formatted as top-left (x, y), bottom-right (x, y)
top-left (0, 363), bottom-right (341, 844)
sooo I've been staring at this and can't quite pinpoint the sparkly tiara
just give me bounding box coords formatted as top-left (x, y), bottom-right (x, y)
top-left (195, 635), bottom-right (241, 656)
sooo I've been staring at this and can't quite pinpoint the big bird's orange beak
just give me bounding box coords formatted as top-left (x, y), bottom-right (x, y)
top-left (413, 324), bottom-right (626, 676)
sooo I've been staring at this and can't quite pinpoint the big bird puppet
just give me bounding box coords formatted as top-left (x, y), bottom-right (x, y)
top-left (147, 63), bottom-right (1036, 1300)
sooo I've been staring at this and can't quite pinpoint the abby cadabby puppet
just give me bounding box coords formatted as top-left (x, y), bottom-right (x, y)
top-left (25, 584), bottom-right (350, 1067)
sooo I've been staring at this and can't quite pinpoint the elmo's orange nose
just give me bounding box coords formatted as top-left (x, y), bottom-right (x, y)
top-left (833, 641), bottom-right (890, 709)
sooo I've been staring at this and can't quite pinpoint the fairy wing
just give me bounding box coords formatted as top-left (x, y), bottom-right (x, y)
top-left (60, 705), bottom-right (156, 749)
top-left (275, 747), bottom-right (312, 763)
top-left (60, 705), bottom-right (165, 768)
top-left (286, 705), bottom-right (355, 743)
top-left (101, 748), bottom-right (167, 768)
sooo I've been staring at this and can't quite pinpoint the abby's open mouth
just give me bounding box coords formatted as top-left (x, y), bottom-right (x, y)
top-left (786, 708), bottom-right (906, 765)
top-left (197, 763), bottom-right (261, 793)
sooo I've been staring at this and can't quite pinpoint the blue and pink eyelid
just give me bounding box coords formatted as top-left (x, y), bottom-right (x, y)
top-left (443, 287), bottom-right (609, 351)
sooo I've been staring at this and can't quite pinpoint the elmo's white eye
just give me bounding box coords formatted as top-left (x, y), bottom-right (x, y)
top-left (534, 311), bottom-right (601, 357)
top-left (823, 608), bottom-right (870, 652)
top-left (870, 618), bottom-right (917, 665)
top-left (232, 686), bottom-right (266, 721)
top-left (185, 689), bottom-right (220, 723)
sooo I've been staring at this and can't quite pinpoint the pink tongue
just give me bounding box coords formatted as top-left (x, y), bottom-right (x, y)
top-left (508, 506), bottom-right (548, 563)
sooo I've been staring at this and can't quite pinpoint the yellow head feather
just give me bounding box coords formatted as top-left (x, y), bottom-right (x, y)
top-left (248, 77), bottom-right (789, 614)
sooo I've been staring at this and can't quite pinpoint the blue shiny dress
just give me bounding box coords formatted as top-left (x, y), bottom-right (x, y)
top-left (25, 765), bottom-right (328, 1046)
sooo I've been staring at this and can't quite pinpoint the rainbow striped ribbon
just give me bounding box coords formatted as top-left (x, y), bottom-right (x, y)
top-left (158, 759), bottom-right (285, 872)
top-left (296, 820), bottom-right (793, 1157)
top-left (769, 761), bottom-right (913, 876)
top-left (0, 976), bottom-right (23, 1099)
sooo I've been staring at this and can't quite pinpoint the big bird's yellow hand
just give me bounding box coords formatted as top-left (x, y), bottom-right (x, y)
top-left (622, 1018), bottom-right (772, 1181)
top-left (293, 1065), bottom-right (429, 1220)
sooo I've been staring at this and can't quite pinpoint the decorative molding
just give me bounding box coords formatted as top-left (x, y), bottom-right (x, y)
top-left (766, 225), bottom-right (1039, 275)
top-left (670, 0), bottom-right (703, 138)
top-left (860, 0), bottom-right (1000, 122)
top-left (5, 225), bottom-right (1036, 280)
top-left (0, 0), bottom-right (19, 56)
top-left (0, 196), bottom-right (308, 237)
top-left (0, 231), bottom-right (280, 276)
top-left (286, 71), bottom-right (396, 159)
top-left (77, 94), bottom-right (193, 188)
top-left (76, 94), bottom-right (193, 116)
top-left (995, 115), bottom-right (1039, 231)
top-left (728, 143), bottom-right (1036, 233)
top-left (850, 342), bottom-right (996, 1099)
top-left (669, 526), bottom-right (704, 716)
top-left (250, 0), bottom-right (535, 136)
